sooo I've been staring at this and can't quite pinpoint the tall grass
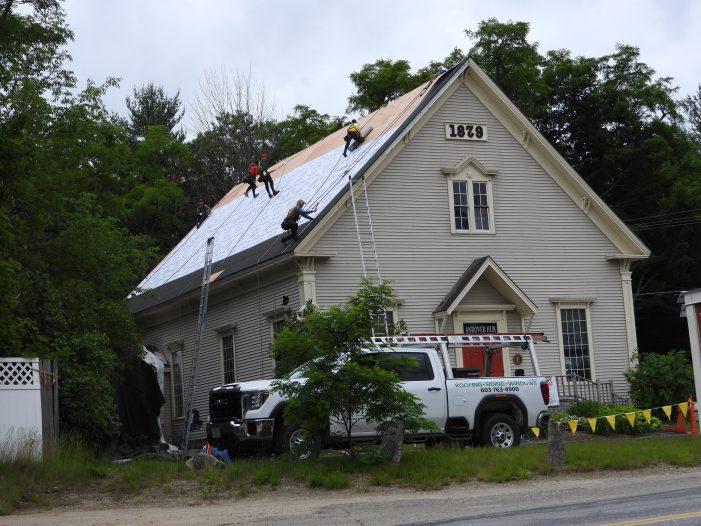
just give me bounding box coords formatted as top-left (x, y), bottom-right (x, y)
top-left (0, 432), bottom-right (100, 514)
top-left (2, 437), bottom-right (701, 516)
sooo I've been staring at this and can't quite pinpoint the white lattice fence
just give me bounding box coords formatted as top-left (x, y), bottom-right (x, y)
top-left (0, 358), bottom-right (43, 460)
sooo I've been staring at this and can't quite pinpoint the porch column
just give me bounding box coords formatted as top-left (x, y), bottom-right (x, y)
top-left (683, 291), bottom-right (701, 406)
top-left (619, 260), bottom-right (638, 362)
top-left (296, 257), bottom-right (317, 306)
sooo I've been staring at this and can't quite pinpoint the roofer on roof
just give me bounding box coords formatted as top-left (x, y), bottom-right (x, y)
top-left (342, 119), bottom-right (363, 157)
top-left (258, 153), bottom-right (279, 198)
top-left (244, 160), bottom-right (259, 198)
top-left (195, 199), bottom-right (211, 228)
top-left (280, 199), bottom-right (315, 245)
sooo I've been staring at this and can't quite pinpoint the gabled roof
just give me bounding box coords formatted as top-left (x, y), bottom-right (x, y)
top-left (434, 256), bottom-right (538, 317)
top-left (129, 58), bottom-right (649, 316)
top-left (128, 62), bottom-right (462, 314)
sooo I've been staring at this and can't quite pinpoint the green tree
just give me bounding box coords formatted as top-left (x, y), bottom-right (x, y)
top-left (273, 104), bottom-right (344, 159)
top-left (125, 82), bottom-right (185, 142)
top-left (463, 18), bottom-right (701, 354)
top-left (624, 351), bottom-right (694, 409)
top-left (347, 59), bottom-right (418, 114)
top-left (346, 50), bottom-right (465, 115)
top-left (188, 110), bottom-right (276, 205)
top-left (125, 125), bottom-right (190, 252)
top-left (465, 18), bottom-right (547, 118)
top-left (0, 0), bottom-right (159, 444)
top-left (271, 280), bottom-right (432, 459)
top-left (681, 84), bottom-right (701, 144)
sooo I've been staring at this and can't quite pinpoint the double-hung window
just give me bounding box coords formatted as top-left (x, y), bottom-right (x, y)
top-left (554, 302), bottom-right (595, 380)
top-left (170, 347), bottom-right (185, 418)
top-left (446, 160), bottom-right (495, 234)
top-left (371, 309), bottom-right (396, 337)
top-left (221, 333), bottom-right (236, 384)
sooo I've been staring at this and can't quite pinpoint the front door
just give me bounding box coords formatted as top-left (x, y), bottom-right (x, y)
top-left (462, 322), bottom-right (504, 377)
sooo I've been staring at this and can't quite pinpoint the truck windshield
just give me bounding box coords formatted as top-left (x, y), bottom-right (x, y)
top-left (287, 361), bottom-right (313, 379)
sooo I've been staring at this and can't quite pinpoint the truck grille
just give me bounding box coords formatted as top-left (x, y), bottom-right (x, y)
top-left (209, 389), bottom-right (242, 420)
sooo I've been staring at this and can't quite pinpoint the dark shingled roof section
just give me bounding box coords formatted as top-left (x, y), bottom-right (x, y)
top-left (129, 60), bottom-right (468, 316)
top-left (433, 256), bottom-right (490, 314)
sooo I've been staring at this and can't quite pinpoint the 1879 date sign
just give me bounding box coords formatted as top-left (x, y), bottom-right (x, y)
top-left (445, 122), bottom-right (488, 141)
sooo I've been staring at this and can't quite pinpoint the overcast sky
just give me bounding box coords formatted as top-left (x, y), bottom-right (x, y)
top-left (62, 0), bottom-right (701, 133)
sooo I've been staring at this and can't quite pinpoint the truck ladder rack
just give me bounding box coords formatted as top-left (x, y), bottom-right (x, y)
top-left (370, 333), bottom-right (544, 347)
top-left (370, 333), bottom-right (545, 378)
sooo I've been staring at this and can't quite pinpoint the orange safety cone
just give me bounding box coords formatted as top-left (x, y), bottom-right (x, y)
top-left (675, 406), bottom-right (688, 434)
top-left (690, 397), bottom-right (698, 438)
top-left (204, 440), bottom-right (213, 455)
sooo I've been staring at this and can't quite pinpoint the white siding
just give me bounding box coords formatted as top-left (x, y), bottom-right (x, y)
top-left (140, 271), bottom-right (299, 445)
top-left (137, 77), bottom-right (638, 442)
top-left (312, 83), bottom-right (631, 393)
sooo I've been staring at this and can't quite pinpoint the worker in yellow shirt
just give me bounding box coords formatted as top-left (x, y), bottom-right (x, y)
top-left (342, 119), bottom-right (363, 157)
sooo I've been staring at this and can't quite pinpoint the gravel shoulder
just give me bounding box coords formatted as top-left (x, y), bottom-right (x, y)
top-left (2, 465), bottom-right (698, 526)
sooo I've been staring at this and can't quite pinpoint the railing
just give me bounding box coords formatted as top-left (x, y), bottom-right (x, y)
top-left (552, 374), bottom-right (628, 406)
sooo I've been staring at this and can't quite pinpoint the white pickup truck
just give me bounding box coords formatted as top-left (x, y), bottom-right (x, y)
top-left (206, 333), bottom-right (553, 454)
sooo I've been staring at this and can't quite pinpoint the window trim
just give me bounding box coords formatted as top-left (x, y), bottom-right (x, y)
top-left (555, 302), bottom-right (596, 381)
top-left (270, 317), bottom-right (286, 338)
top-left (447, 164), bottom-right (495, 234)
top-left (168, 343), bottom-right (185, 420)
top-left (454, 311), bottom-right (508, 373)
top-left (220, 331), bottom-right (236, 385)
top-left (371, 306), bottom-right (399, 337)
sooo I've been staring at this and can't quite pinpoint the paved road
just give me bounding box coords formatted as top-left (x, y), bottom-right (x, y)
top-left (3, 466), bottom-right (701, 526)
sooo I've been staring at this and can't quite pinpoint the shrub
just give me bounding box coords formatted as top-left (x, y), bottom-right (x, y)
top-left (625, 351), bottom-right (694, 409)
top-left (561, 401), bottom-right (662, 434)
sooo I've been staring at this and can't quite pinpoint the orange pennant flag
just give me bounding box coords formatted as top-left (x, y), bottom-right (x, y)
top-left (662, 406), bottom-right (672, 420)
top-left (680, 402), bottom-right (689, 417)
top-left (531, 427), bottom-right (540, 439)
top-left (588, 418), bottom-right (597, 432)
top-left (642, 409), bottom-right (652, 423)
top-left (605, 415), bottom-right (616, 430)
top-left (625, 412), bottom-right (636, 428)
top-left (568, 420), bottom-right (578, 434)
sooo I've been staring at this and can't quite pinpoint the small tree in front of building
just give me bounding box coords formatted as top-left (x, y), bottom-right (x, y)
top-left (271, 279), bottom-right (435, 460)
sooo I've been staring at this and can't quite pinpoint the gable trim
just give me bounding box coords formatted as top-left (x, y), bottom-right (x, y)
top-left (440, 155), bottom-right (499, 177)
top-left (436, 256), bottom-right (538, 318)
top-left (295, 62), bottom-right (470, 254)
top-left (463, 59), bottom-right (650, 258)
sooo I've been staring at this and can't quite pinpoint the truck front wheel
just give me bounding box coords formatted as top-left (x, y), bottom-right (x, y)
top-left (480, 413), bottom-right (520, 448)
top-left (276, 423), bottom-right (315, 459)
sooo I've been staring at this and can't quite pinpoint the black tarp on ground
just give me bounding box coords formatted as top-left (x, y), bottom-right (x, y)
top-left (116, 359), bottom-right (165, 445)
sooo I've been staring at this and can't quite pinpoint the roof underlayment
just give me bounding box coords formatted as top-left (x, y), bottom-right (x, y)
top-left (131, 80), bottom-right (439, 300)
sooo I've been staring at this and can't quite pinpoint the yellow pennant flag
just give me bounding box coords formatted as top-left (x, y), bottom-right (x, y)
top-left (588, 418), bottom-right (597, 432)
top-left (642, 409), bottom-right (652, 423)
top-left (531, 427), bottom-right (540, 439)
top-left (625, 412), bottom-right (636, 428)
top-left (662, 405), bottom-right (672, 420)
top-left (679, 402), bottom-right (689, 417)
top-left (568, 420), bottom-right (578, 434)
top-left (605, 415), bottom-right (616, 430)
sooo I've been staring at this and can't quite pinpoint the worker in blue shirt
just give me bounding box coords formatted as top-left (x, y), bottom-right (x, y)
top-left (281, 199), bottom-right (315, 244)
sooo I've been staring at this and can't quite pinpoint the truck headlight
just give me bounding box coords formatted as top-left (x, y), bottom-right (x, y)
top-left (246, 390), bottom-right (269, 410)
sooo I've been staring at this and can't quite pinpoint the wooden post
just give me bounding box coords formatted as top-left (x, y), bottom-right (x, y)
top-left (547, 419), bottom-right (566, 469)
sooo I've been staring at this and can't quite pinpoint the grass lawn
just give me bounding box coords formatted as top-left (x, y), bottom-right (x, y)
top-left (2, 435), bottom-right (701, 515)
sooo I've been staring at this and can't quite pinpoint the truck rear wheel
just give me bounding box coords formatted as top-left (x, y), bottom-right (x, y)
top-left (480, 413), bottom-right (520, 448)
